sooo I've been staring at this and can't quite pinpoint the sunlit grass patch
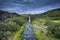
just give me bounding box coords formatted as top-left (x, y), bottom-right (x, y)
top-left (33, 18), bottom-right (46, 24)
top-left (32, 27), bottom-right (43, 40)
top-left (52, 20), bottom-right (60, 23)
top-left (32, 19), bottom-right (56, 40)
top-left (13, 23), bottom-right (27, 40)
top-left (32, 24), bottom-right (55, 40)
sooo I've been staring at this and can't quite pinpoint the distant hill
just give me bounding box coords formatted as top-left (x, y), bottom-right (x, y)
top-left (31, 8), bottom-right (60, 20)
top-left (43, 8), bottom-right (60, 20)
top-left (0, 8), bottom-right (60, 21)
top-left (0, 10), bottom-right (20, 21)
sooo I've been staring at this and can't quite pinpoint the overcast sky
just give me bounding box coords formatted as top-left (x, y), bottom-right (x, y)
top-left (0, 0), bottom-right (60, 14)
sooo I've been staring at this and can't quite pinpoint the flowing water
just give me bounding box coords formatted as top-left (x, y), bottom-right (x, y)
top-left (22, 23), bottom-right (36, 40)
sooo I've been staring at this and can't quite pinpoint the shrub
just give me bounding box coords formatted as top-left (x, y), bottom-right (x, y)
top-left (44, 21), bottom-right (60, 39)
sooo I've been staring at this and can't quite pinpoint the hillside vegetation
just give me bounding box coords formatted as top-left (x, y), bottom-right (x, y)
top-left (42, 8), bottom-right (60, 20)
top-left (32, 8), bottom-right (60, 40)
top-left (0, 10), bottom-right (28, 40)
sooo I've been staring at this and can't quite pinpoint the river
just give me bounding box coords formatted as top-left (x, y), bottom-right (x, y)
top-left (22, 23), bottom-right (36, 40)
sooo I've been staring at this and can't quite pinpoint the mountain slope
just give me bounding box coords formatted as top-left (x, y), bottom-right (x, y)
top-left (32, 8), bottom-right (60, 40)
top-left (43, 8), bottom-right (60, 20)
top-left (31, 8), bottom-right (60, 20)
top-left (0, 10), bottom-right (28, 40)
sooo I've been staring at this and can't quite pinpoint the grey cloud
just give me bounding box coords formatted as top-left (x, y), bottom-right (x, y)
top-left (0, 0), bottom-right (60, 14)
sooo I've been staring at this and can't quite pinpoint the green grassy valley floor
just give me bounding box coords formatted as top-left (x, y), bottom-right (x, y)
top-left (32, 18), bottom-right (60, 40)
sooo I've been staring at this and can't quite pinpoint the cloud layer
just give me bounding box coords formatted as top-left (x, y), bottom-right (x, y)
top-left (0, 0), bottom-right (60, 14)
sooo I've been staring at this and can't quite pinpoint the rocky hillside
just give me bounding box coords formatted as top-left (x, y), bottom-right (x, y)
top-left (43, 8), bottom-right (60, 20)
top-left (0, 10), bottom-right (20, 21)
top-left (31, 8), bottom-right (60, 20)
top-left (0, 10), bottom-right (20, 29)
top-left (0, 10), bottom-right (29, 40)
top-left (0, 10), bottom-right (27, 28)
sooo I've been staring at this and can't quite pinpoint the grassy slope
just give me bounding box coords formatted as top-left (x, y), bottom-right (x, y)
top-left (32, 8), bottom-right (60, 40)
top-left (0, 10), bottom-right (29, 40)
top-left (32, 19), bottom-right (54, 40)
top-left (13, 23), bottom-right (27, 40)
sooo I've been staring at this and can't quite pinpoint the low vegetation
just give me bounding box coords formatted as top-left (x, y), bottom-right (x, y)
top-left (0, 8), bottom-right (60, 40)
top-left (13, 23), bottom-right (27, 40)
top-left (32, 8), bottom-right (60, 40)
top-left (0, 10), bottom-right (29, 40)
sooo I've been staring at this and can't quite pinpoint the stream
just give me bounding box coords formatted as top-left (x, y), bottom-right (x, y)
top-left (22, 23), bottom-right (36, 40)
